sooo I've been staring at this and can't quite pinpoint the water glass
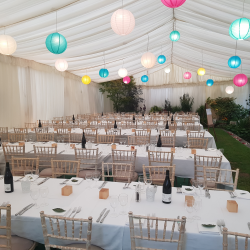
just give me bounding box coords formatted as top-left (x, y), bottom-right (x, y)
top-left (183, 141), bottom-right (188, 148)
top-left (118, 193), bottom-right (128, 215)
top-left (138, 176), bottom-right (145, 193)
top-left (144, 177), bottom-right (152, 187)
top-left (198, 180), bottom-right (204, 196)
top-left (21, 179), bottom-right (31, 193)
top-left (185, 200), bottom-right (194, 222)
top-left (85, 173), bottom-right (93, 189)
top-left (146, 185), bottom-right (157, 202)
top-left (193, 196), bottom-right (202, 220)
top-left (40, 186), bottom-right (49, 206)
top-left (30, 188), bottom-right (40, 208)
top-left (110, 195), bottom-right (119, 218)
top-left (92, 171), bottom-right (100, 187)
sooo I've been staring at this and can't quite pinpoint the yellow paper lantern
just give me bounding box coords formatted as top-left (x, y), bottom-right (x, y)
top-left (0, 35), bottom-right (17, 55)
top-left (197, 68), bottom-right (206, 76)
top-left (82, 75), bottom-right (91, 85)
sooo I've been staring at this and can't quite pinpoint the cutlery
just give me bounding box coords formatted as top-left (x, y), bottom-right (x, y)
top-left (68, 207), bottom-right (77, 218)
top-left (123, 183), bottom-right (128, 189)
top-left (19, 203), bottom-right (35, 215)
top-left (98, 181), bottom-right (107, 189)
top-left (177, 187), bottom-right (182, 193)
top-left (96, 208), bottom-right (106, 222)
top-left (15, 176), bottom-right (24, 182)
top-left (151, 213), bottom-right (155, 228)
top-left (229, 191), bottom-right (236, 198)
top-left (37, 177), bottom-right (50, 185)
top-left (72, 206), bottom-right (81, 218)
top-left (60, 179), bottom-right (69, 185)
top-left (64, 208), bottom-right (72, 218)
top-left (100, 210), bottom-right (110, 223)
top-left (102, 181), bottom-right (107, 189)
top-left (58, 150), bottom-right (65, 154)
top-left (15, 203), bottom-right (34, 216)
top-left (27, 150), bottom-right (34, 153)
top-left (126, 183), bottom-right (131, 189)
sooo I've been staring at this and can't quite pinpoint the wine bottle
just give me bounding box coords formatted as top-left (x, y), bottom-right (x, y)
top-left (102, 112), bottom-right (103, 116)
top-left (0, 137), bottom-right (1, 147)
top-left (162, 170), bottom-right (171, 204)
top-left (4, 162), bottom-right (14, 193)
top-left (82, 132), bottom-right (86, 149)
top-left (157, 135), bottom-right (162, 147)
top-left (114, 120), bottom-right (117, 129)
top-left (168, 111), bottom-right (170, 117)
top-left (73, 114), bottom-right (75, 123)
top-left (133, 115), bottom-right (135, 123)
top-left (38, 120), bottom-right (42, 128)
top-left (165, 121), bottom-right (169, 129)
top-left (171, 115), bottom-right (174, 123)
top-left (142, 112), bottom-right (144, 117)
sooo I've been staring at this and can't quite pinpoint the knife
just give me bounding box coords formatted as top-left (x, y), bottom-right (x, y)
top-left (58, 150), bottom-right (65, 154)
top-left (96, 208), bottom-right (107, 222)
top-left (19, 203), bottom-right (35, 215)
top-left (37, 177), bottom-right (50, 185)
top-left (15, 203), bottom-right (34, 216)
top-left (98, 181), bottom-right (107, 189)
top-left (100, 210), bottom-right (110, 223)
top-left (15, 176), bottom-right (24, 182)
top-left (63, 208), bottom-right (72, 218)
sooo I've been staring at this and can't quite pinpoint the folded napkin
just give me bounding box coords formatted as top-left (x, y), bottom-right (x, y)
top-left (234, 190), bottom-right (250, 200)
top-left (182, 186), bottom-right (196, 195)
top-left (197, 222), bottom-right (220, 235)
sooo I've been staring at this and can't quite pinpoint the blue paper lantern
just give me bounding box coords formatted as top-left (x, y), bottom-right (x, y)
top-left (45, 32), bottom-right (67, 54)
top-left (206, 79), bottom-right (214, 86)
top-left (229, 18), bottom-right (250, 40)
top-left (170, 30), bottom-right (180, 42)
top-left (228, 56), bottom-right (241, 68)
top-left (157, 55), bottom-right (166, 64)
top-left (99, 68), bottom-right (109, 78)
top-left (141, 75), bottom-right (149, 82)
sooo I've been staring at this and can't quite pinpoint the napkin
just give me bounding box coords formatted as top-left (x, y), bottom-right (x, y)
top-left (182, 186), bottom-right (196, 195)
top-left (234, 190), bottom-right (250, 200)
top-left (197, 222), bottom-right (220, 235)
top-left (67, 177), bottom-right (84, 185)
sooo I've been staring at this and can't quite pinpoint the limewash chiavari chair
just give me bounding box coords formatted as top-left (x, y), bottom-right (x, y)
top-left (182, 122), bottom-right (200, 132)
top-left (161, 135), bottom-right (176, 148)
top-left (148, 151), bottom-right (174, 166)
top-left (65, 115), bottom-right (73, 121)
top-left (125, 120), bottom-right (137, 129)
top-left (83, 128), bottom-right (98, 143)
top-left (11, 157), bottom-right (39, 176)
top-left (102, 162), bottom-right (136, 183)
top-left (70, 133), bottom-right (82, 143)
top-left (128, 136), bottom-right (150, 145)
top-left (8, 133), bottom-right (26, 143)
top-left (146, 121), bottom-right (158, 129)
top-left (203, 167), bottom-right (239, 191)
top-left (52, 120), bottom-right (64, 127)
top-left (40, 212), bottom-right (103, 250)
top-left (25, 123), bottom-right (36, 129)
top-left (14, 128), bottom-right (28, 133)
top-left (0, 127), bottom-right (8, 141)
top-left (36, 133), bottom-right (55, 142)
top-left (0, 205), bottom-right (36, 250)
top-left (128, 212), bottom-right (186, 250)
top-left (3, 145), bottom-right (25, 167)
top-left (105, 128), bottom-right (121, 135)
top-left (53, 117), bottom-right (64, 120)
top-left (57, 128), bottom-right (71, 143)
top-left (39, 120), bottom-right (49, 127)
top-left (169, 122), bottom-right (177, 130)
top-left (135, 129), bottom-right (151, 137)
top-left (188, 138), bottom-right (208, 149)
top-left (186, 131), bottom-right (205, 138)
top-left (97, 134), bottom-right (115, 144)
top-left (143, 165), bottom-right (176, 185)
top-left (51, 159), bottom-right (80, 178)
top-left (35, 127), bottom-right (49, 133)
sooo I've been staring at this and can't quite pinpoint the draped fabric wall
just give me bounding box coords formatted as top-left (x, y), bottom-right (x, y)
top-left (0, 55), bottom-right (113, 128)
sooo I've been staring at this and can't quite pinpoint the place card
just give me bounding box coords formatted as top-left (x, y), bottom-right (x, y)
top-left (132, 129), bottom-right (135, 132)
top-left (147, 129), bottom-right (151, 133)
top-left (111, 144), bottom-right (116, 150)
top-left (31, 128), bottom-right (34, 131)
top-left (19, 142), bottom-right (25, 146)
top-left (185, 195), bottom-right (194, 207)
top-left (99, 188), bottom-right (109, 199)
top-left (171, 148), bottom-right (175, 153)
top-left (227, 200), bottom-right (238, 213)
top-left (52, 143), bottom-right (57, 147)
top-left (191, 149), bottom-right (196, 154)
top-left (68, 128), bottom-right (71, 132)
top-left (54, 128), bottom-right (57, 132)
top-left (62, 185), bottom-right (73, 196)
top-left (70, 144), bottom-right (75, 149)
top-left (66, 121), bottom-right (69, 124)
top-left (131, 146), bottom-right (135, 151)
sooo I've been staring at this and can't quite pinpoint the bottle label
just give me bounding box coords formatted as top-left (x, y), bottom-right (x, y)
top-left (162, 193), bottom-right (172, 203)
top-left (4, 184), bottom-right (11, 192)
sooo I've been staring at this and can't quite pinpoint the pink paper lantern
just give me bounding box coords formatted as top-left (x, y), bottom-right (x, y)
top-left (233, 74), bottom-right (248, 87)
top-left (123, 76), bottom-right (131, 84)
top-left (161, 0), bottom-right (186, 8)
top-left (184, 72), bottom-right (192, 79)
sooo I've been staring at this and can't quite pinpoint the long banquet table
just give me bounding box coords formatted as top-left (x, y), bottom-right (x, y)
top-left (0, 178), bottom-right (249, 250)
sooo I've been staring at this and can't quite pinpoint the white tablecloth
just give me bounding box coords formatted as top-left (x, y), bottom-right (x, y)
top-left (0, 179), bottom-right (248, 250)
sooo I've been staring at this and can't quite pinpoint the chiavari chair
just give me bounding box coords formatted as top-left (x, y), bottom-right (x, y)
top-left (57, 128), bottom-right (71, 143)
top-left (128, 212), bottom-right (186, 250)
top-left (0, 205), bottom-right (36, 250)
top-left (161, 135), bottom-right (176, 147)
top-left (128, 136), bottom-right (150, 145)
top-left (52, 120), bottom-right (64, 128)
top-left (83, 128), bottom-right (98, 143)
top-left (11, 157), bottom-right (39, 176)
top-left (25, 123), bottom-right (36, 129)
top-left (143, 164), bottom-right (175, 185)
top-left (134, 129), bottom-right (151, 137)
top-left (40, 212), bottom-right (103, 250)
top-left (186, 131), bottom-right (205, 138)
top-left (36, 133), bottom-right (55, 142)
top-left (188, 138), bottom-right (208, 149)
top-left (182, 122), bottom-right (200, 131)
top-left (53, 117), bottom-right (64, 120)
top-left (148, 151), bottom-right (173, 166)
top-left (105, 128), bottom-right (121, 135)
top-left (38, 120), bottom-right (49, 127)
top-left (70, 133), bottom-right (82, 143)
top-left (14, 128), bottom-right (28, 133)
top-left (3, 145), bottom-right (25, 167)
top-left (97, 134), bottom-right (115, 144)
top-left (146, 121), bottom-right (158, 129)
top-left (51, 159), bottom-right (80, 178)
top-left (0, 127), bottom-right (8, 141)
top-left (8, 133), bottom-right (26, 143)
top-left (35, 127), bottom-right (49, 133)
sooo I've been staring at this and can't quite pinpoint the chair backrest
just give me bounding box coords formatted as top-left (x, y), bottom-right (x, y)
top-left (38, 120), bottom-right (49, 126)
top-left (161, 134), bottom-right (176, 147)
top-left (0, 127), bottom-right (8, 133)
top-left (0, 204), bottom-right (11, 250)
top-left (40, 211), bottom-right (93, 250)
top-left (169, 122), bottom-right (177, 130)
top-left (51, 159), bottom-right (80, 178)
top-left (36, 133), bottom-right (54, 142)
top-left (102, 162), bottom-right (134, 182)
top-left (160, 130), bottom-right (176, 137)
top-left (70, 133), bottom-right (82, 143)
top-left (3, 145), bottom-right (25, 163)
top-left (74, 148), bottom-right (99, 160)
top-left (183, 122), bottom-right (200, 131)
top-left (188, 138), bottom-right (208, 149)
top-left (53, 117), bottom-right (64, 120)
top-left (83, 128), bottom-right (97, 136)
top-left (146, 121), bottom-right (158, 129)
top-left (148, 151), bottom-right (173, 166)
top-left (143, 165), bottom-right (176, 185)
top-left (187, 131), bottom-right (205, 138)
top-left (135, 129), bottom-right (151, 136)
top-left (97, 134), bottom-right (115, 144)
top-left (112, 149), bottom-right (137, 166)
top-left (8, 133), bottom-right (25, 143)
top-left (33, 145), bottom-right (57, 157)
top-left (13, 128), bottom-right (28, 133)
top-left (128, 212), bottom-right (186, 250)
top-left (25, 123), bottom-right (36, 129)
top-left (57, 128), bottom-right (71, 134)
top-left (105, 128), bottom-right (121, 135)
top-left (11, 157), bottom-right (39, 176)
top-left (35, 127), bottom-right (49, 133)
top-left (194, 154), bottom-right (222, 181)
top-left (128, 136), bottom-right (150, 145)
top-left (203, 167), bottom-right (239, 191)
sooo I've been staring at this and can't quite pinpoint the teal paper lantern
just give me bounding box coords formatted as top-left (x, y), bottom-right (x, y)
top-left (170, 30), bottom-right (180, 42)
top-left (157, 55), bottom-right (166, 64)
top-left (45, 32), bottom-right (67, 54)
top-left (99, 68), bottom-right (109, 78)
top-left (206, 79), bottom-right (214, 86)
top-left (228, 56), bottom-right (241, 68)
top-left (141, 75), bottom-right (149, 82)
top-left (229, 18), bottom-right (250, 40)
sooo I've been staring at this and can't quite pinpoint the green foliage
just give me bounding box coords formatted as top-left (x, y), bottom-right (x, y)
top-left (150, 105), bottom-right (162, 113)
top-left (99, 76), bottom-right (143, 112)
top-left (180, 94), bottom-right (194, 112)
top-left (171, 105), bottom-right (182, 113)
top-left (246, 94), bottom-right (250, 112)
top-left (196, 105), bottom-right (207, 126)
top-left (164, 99), bottom-right (171, 111)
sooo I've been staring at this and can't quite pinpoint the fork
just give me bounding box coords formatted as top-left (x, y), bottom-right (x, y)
top-left (60, 179), bottom-right (69, 185)
top-left (68, 207), bottom-right (77, 218)
top-left (72, 206), bottom-right (81, 218)
top-left (123, 183), bottom-right (128, 189)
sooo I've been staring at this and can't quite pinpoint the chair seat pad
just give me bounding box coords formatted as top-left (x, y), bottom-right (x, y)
top-left (39, 168), bottom-right (53, 177)
top-left (78, 170), bottom-right (101, 178)
top-left (0, 236), bottom-right (35, 250)
top-left (66, 243), bottom-right (103, 250)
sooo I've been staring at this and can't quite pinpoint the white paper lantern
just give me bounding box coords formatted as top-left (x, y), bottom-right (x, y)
top-left (118, 68), bottom-right (128, 78)
top-left (141, 52), bottom-right (156, 68)
top-left (111, 9), bottom-right (135, 36)
top-left (164, 67), bottom-right (171, 73)
top-left (55, 59), bottom-right (68, 72)
top-left (225, 86), bottom-right (234, 94)
top-left (0, 35), bottom-right (17, 55)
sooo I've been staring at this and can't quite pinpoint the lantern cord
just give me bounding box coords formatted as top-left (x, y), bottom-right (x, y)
top-left (122, 0), bottom-right (123, 9)
top-left (56, 11), bottom-right (57, 32)
top-left (235, 40), bottom-right (237, 56)
top-left (122, 59), bottom-right (124, 68)
top-left (202, 50), bottom-right (203, 68)
top-left (103, 52), bottom-right (105, 68)
top-left (147, 34), bottom-right (149, 51)
top-left (242, 0), bottom-right (245, 17)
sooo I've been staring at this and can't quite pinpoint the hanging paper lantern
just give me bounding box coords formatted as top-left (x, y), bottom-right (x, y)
top-left (161, 0), bottom-right (186, 8)
top-left (226, 86), bottom-right (234, 94)
top-left (164, 67), bottom-right (171, 73)
top-left (99, 68), bottom-right (109, 78)
top-left (0, 35), bottom-right (17, 55)
top-left (55, 59), bottom-right (68, 72)
top-left (229, 18), bottom-right (250, 40)
top-left (206, 79), bottom-right (214, 86)
top-left (233, 73), bottom-right (248, 87)
top-left (45, 32), bottom-right (67, 54)
top-left (197, 68), bottom-right (206, 76)
top-left (123, 76), bottom-right (130, 84)
top-left (184, 72), bottom-right (191, 79)
top-left (157, 55), bottom-right (166, 64)
top-left (118, 68), bottom-right (128, 78)
top-left (141, 52), bottom-right (156, 68)
top-left (141, 75), bottom-right (149, 82)
top-left (111, 9), bottom-right (135, 36)
top-left (82, 75), bottom-right (91, 85)
top-left (228, 56), bottom-right (241, 69)
top-left (170, 31), bottom-right (180, 42)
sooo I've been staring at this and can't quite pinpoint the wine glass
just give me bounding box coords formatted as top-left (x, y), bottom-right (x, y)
top-left (118, 193), bottom-right (128, 215)
top-left (144, 176), bottom-right (152, 187)
top-left (192, 196), bottom-right (202, 220)
top-left (40, 186), bottom-right (49, 206)
top-left (183, 141), bottom-right (188, 148)
top-left (85, 173), bottom-right (93, 189)
top-left (92, 171), bottom-right (101, 187)
top-left (30, 188), bottom-right (40, 208)
top-left (138, 176), bottom-right (145, 193)
top-left (110, 195), bottom-right (119, 218)
top-left (185, 200), bottom-right (194, 222)
top-left (197, 180), bottom-right (204, 196)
